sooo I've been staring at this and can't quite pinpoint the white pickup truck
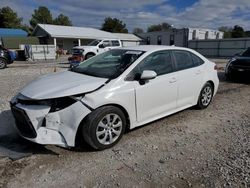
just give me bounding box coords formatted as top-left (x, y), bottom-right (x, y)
top-left (73, 39), bottom-right (122, 60)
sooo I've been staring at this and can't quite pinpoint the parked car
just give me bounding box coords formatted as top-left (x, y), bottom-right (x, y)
top-left (0, 45), bottom-right (15, 69)
top-left (68, 48), bottom-right (84, 68)
top-left (10, 46), bottom-right (219, 150)
top-left (74, 39), bottom-right (122, 60)
top-left (68, 39), bottom-right (122, 67)
top-left (225, 48), bottom-right (250, 80)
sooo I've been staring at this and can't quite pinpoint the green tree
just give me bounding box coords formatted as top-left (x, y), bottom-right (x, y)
top-left (0, 6), bottom-right (23, 28)
top-left (30, 6), bottom-right (53, 29)
top-left (101, 17), bottom-right (128, 33)
top-left (245, 31), bottom-right (250, 37)
top-left (53, 14), bottom-right (72, 26)
top-left (231, 25), bottom-right (245, 38)
top-left (147, 22), bottom-right (172, 32)
top-left (133, 27), bottom-right (144, 34)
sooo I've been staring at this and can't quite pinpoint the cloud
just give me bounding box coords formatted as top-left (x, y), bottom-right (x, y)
top-left (1, 0), bottom-right (250, 31)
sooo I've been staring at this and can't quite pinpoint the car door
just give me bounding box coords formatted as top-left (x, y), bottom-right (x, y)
top-left (99, 40), bottom-right (111, 53)
top-left (130, 50), bottom-right (178, 122)
top-left (172, 50), bottom-right (204, 108)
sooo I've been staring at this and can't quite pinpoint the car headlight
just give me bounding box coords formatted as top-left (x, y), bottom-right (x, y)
top-left (15, 94), bottom-right (78, 113)
top-left (49, 97), bottom-right (80, 112)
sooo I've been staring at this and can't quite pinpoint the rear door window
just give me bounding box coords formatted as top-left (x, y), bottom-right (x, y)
top-left (191, 53), bottom-right (204, 66)
top-left (102, 40), bottom-right (111, 47)
top-left (172, 50), bottom-right (194, 70)
top-left (111, 40), bottom-right (120, 46)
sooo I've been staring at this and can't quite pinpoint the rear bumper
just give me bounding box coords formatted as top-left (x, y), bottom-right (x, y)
top-left (213, 71), bottom-right (219, 96)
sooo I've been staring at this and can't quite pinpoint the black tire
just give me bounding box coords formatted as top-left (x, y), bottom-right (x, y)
top-left (85, 53), bottom-right (95, 60)
top-left (0, 58), bottom-right (7, 69)
top-left (196, 82), bottom-right (214, 109)
top-left (82, 106), bottom-right (126, 150)
top-left (225, 73), bottom-right (234, 81)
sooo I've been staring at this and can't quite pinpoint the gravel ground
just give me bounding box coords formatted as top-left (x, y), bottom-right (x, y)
top-left (0, 58), bottom-right (249, 188)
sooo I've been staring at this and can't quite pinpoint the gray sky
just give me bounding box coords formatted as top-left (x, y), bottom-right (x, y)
top-left (1, 0), bottom-right (250, 31)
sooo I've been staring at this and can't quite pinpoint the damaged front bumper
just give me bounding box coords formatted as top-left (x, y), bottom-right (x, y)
top-left (10, 96), bottom-right (91, 147)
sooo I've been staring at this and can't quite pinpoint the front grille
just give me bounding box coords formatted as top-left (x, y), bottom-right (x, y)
top-left (11, 106), bottom-right (37, 138)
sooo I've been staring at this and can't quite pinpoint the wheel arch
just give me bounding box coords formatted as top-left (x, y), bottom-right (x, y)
top-left (75, 103), bottom-right (131, 146)
top-left (85, 52), bottom-right (96, 58)
top-left (206, 80), bottom-right (215, 95)
top-left (196, 80), bottom-right (215, 105)
top-left (0, 57), bottom-right (8, 61)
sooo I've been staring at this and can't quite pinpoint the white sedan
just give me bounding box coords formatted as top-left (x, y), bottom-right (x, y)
top-left (10, 46), bottom-right (219, 150)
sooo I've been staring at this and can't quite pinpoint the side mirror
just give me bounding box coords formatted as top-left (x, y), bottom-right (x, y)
top-left (99, 44), bottom-right (105, 48)
top-left (140, 70), bottom-right (157, 80)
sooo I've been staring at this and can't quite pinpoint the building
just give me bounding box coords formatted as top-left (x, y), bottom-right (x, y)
top-left (0, 28), bottom-right (27, 37)
top-left (32, 24), bottom-right (141, 51)
top-left (113, 33), bottom-right (142, 46)
top-left (138, 28), bottom-right (224, 47)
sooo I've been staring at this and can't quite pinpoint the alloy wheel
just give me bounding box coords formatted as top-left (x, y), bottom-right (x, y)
top-left (201, 86), bottom-right (212, 106)
top-left (96, 113), bottom-right (123, 145)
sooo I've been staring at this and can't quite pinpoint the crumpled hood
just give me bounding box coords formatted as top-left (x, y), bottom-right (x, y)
top-left (20, 71), bottom-right (108, 100)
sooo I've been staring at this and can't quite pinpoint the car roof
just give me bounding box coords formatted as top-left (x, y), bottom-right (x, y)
top-left (121, 45), bottom-right (193, 53)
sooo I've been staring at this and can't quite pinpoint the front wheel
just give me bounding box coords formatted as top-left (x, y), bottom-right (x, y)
top-left (196, 82), bottom-right (214, 109)
top-left (225, 73), bottom-right (234, 81)
top-left (82, 106), bottom-right (126, 150)
top-left (85, 53), bottom-right (95, 60)
top-left (0, 58), bottom-right (7, 69)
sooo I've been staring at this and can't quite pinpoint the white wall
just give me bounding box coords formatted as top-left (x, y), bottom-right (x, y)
top-left (122, 41), bottom-right (140, 46)
top-left (188, 28), bottom-right (224, 40)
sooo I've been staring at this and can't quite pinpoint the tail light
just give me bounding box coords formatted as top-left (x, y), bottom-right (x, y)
top-left (214, 65), bottom-right (219, 70)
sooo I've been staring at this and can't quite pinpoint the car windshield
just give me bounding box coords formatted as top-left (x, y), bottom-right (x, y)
top-left (87, 40), bottom-right (101, 46)
top-left (71, 49), bottom-right (145, 79)
top-left (241, 48), bottom-right (250, 57)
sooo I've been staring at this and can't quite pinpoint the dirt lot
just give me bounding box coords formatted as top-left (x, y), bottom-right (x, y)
top-left (0, 59), bottom-right (249, 188)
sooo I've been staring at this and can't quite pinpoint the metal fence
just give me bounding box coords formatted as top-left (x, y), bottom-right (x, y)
top-left (188, 38), bottom-right (250, 58)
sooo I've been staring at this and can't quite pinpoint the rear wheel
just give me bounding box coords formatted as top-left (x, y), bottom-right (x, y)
top-left (0, 58), bottom-right (7, 69)
top-left (82, 106), bottom-right (126, 150)
top-left (196, 82), bottom-right (213, 109)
